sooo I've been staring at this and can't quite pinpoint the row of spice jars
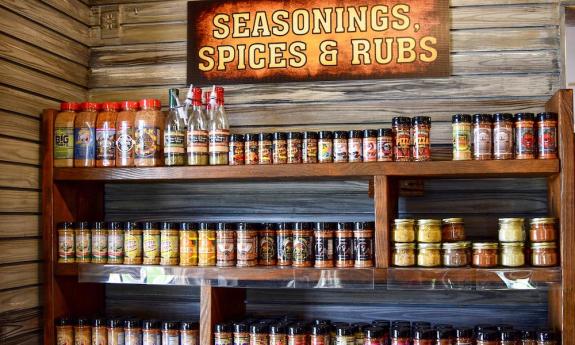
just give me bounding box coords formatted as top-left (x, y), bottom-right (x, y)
top-left (57, 221), bottom-right (375, 268)
top-left (392, 218), bottom-right (467, 243)
top-left (56, 317), bottom-right (198, 345)
top-left (452, 113), bottom-right (558, 161)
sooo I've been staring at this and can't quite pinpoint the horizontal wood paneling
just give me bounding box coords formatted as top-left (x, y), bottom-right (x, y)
top-left (0, 215), bottom-right (41, 238)
top-left (0, 286), bottom-right (41, 314)
top-left (41, 0), bottom-right (92, 26)
top-left (0, 263), bottom-right (42, 290)
top-left (0, 85), bottom-right (59, 118)
top-left (0, 163), bottom-right (40, 189)
top-left (0, 137), bottom-right (39, 165)
top-left (0, 308), bottom-right (42, 343)
top-left (0, 190), bottom-right (40, 213)
top-left (0, 111), bottom-right (40, 142)
top-left (3, 332), bottom-right (42, 345)
top-left (0, 239), bottom-right (41, 265)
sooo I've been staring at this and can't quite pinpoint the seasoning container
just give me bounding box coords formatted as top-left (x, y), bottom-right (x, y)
top-left (413, 328), bottom-right (435, 345)
top-left (455, 328), bottom-right (474, 345)
top-left (54, 102), bottom-right (78, 167)
top-left (107, 222), bottom-right (124, 264)
top-left (392, 117), bottom-right (411, 162)
top-left (233, 323), bottom-right (249, 345)
top-left (391, 327), bottom-right (411, 345)
top-left (124, 320), bottom-right (141, 345)
top-left (333, 131), bottom-right (349, 163)
top-left (74, 318), bottom-right (91, 345)
top-left (160, 222), bottom-right (179, 266)
top-left (216, 223), bottom-right (236, 267)
top-left (472, 243), bottom-right (499, 268)
top-left (250, 323), bottom-right (269, 345)
top-left (522, 330), bottom-right (537, 345)
top-left (116, 101), bottom-right (138, 167)
top-left (75, 222), bottom-right (91, 263)
top-left (442, 242), bottom-right (470, 267)
top-left (335, 222), bottom-right (354, 268)
top-left (362, 129), bottom-right (378, 162)
top-left (228, 134), bottom-right (245, 165)
top-left (198, 223), bottom-right (216, 266)
top-left (187, 87), bottom-right (209, 166)
top-left (161, 322), bottom-right (180, 345)
top-left (269, 324), bottom-right (287, 345)
top-left (303, 131), bottom-right (319, 164)
top-left (417, 243), bottom-right (442, 267)
top-left (441, 218), bottom-right (466, 242)
top-left (335, 325), bottom-right (355, 345)
top-left (353, 322), bottom-right (369, 345)
top-left (392, 243), bottom-right (416, 267)
top-left (181, 322), bottom-right (199, 345)
top-left (364, 326), bottom-right (385, 345)
top-left (318, 131), bottom-right (334, 163)
top-left (537, 112), bottom-right (558, 159)
top-left (501, 242), bottom-right (525, 267)
top-left (236, 223), bottom-right (258, 267)
top-left (347, 130), bottom-right (363, 163)
top-left (214, 323), bottom-right (233, 345)
top-left (92, 318), bottom-right (108, 345)
top-left (244, 133), bottom-right (259, 165)
top-left (286, 132), bottom-right (303, 164)
top-left (501, 330), bottom-right (521, 345)
top-left (529, 218), bottom-right (557, 242)
top-left (514, 113), bottom-right (536, 159)
top-left (417, 219), bottom-right (442, 243)
top-left (91, 222), bottom-right (107, 264)
top-left (164, 89), bottom-right (186, 166)
top-left (56, 317), bottom-right (74, 345)
top-left (74, 102), bottom-right (99, 167)
top-left (257, 133), bottom-right (273, 165)
top-left (142, 320), bottom-right (161, 345)
top-left (58, 222), bottom-right (75, 263)
top-left (473, 114), bottom-right (493, 160)
top-left (310, 324), bottom-right (330, 345)
top-left (392, 219), bottom-right (416, 243)
top-left (354, 221), bottom-right (374, 268)
top-left (179, 222), bottom-right (198, 266)
top-left (123, 222), bottom-right (142, 265)
top-left (258, 223), bottom-right (277, 266)
top-left (276, 222), bottom-right (293, 266)
top-left (143, 222), bottom-right (161, 265)
top-left (499, 218), bottom-right (525, 242)
top-left (107, 319), bottom-right (125, 345)
top-left (135, 99), bottom-right (163, 167)
top-left (531, 242), bottom-right (559, 267)
top-left (412, 116), bottom-right (432, 161)
top-left (273, 132), bottom-right (288, 164)
top-left (436, 329), bottom-right (456, 345)
top-left (476, 330), bottom-right (499, 345)
top-left (96, 102), bottom-right (119, 167)
top-left (452, 114), bottom-right (472, 161)
top-left (376, 128), bottom-right (394, 162)
top-left (536, 330), bottom-right (557, 345)
top-left (314, 222), bottom-right (334, 268)
top-left (291, 222), bottom-right (313, 267)
top-left (288, 324), bottom-right (307, 345)
top-left (493, 113), bottom-right (514, 160)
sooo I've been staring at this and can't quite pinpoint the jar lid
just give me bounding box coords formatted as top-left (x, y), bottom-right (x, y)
top-left (293, 222), bottom-right (311, 231)
top-left (60, 102), bottom-right (80, 112)
top-left (501, 329), bottom-right (520, 341)
top-left (288, 324), bottom-right (306, 335)
top-left (499, 218), bottom-right (525, 224)
top-left (179, 222), bottom-right (193, 231)
top-left (475, 324), bottom-right (497, 333)
top-left (55, 317), bottom-right (74, 326)
top-left (394, 219), bottom-right (415, 224)
top-left (472, 242), bottom-right (499, 249)
top-left (435, 324), bottom-right (454, 329)
top-left (120, 100), bottom-right (139, 111)
top-left (412, 321), bottom-right (431, 329)
top-left (352, 322), bottom-right (370, 332)
top-left (92, 318), bottom-right (106, 327)
top-left (123, 221), bottom-right (140, 231)
top-left (92, 222), bottom-right (105, 230)
top-left (418, 243), bottom-right (441, 249)
top-left (57, 222), bottom-right (74, 230)
top-left (436, 328), bottom-right (456, 339)
top-left (472, 114), bottom-right (493, 123)
top-left (514, 113), bottom-right (535, 121)
top-left (275, 222), bottom-right (289, 231)
top-left (493, 113), bottom-right (513, 122)
top-left (531, 242), bottom-right (557, 249)
top-left (392, 326), bottom-right (411, 338)
top-left (537, 112), bottom-right (558, 121)
top-left (372, 320), bottom-right (390, 327)
top-left (216, 223), bottom-right (232, 231)
top-left (530, 217), bottom-right (556, 224)
top-left (138, 99), bottom-right (161, 110)
top-left (392, 117), bottom-right (411, 126)
top-left (318, 131), bottom-right (333, 139)
top-left (412, 116), bottom-right (431, 125)
top-left (303, 131), bottom-right (318, 139)
top-left (522, 329), bottom-right (537, 340)
top-left (124, 319), bottom-right (141, 329)
top-left (258, 132), bottom-right (273, 141)
top-left (287, 132), bottom-right (302, 139)
top-left (233, 322), bottom-right (248, 333)
top-left (273, 132), bottom-right (286, 140)
top-left (107, 318), bottom-right (124, 328)
top-left (229, 134), bottom-right (244, 141)
top-left (337, 222), bottom-right (352, 230)
top-left (348, 130), bottom-right (363, 138)
top-left (199, 222), bottom-right (215, 230)
top-left (336, 325), bottom-right (354, 336)
top-left (74, 221), bottom-right (90, 230)
top-left (363, 129), bottom-right (377, 137)
top-left (244, 133), bottom-right (259, 141)
top-left (477, 330), bottom-right (499, 341)
top-left (332, 130), bottom-right (347, 139)
top-left (501, 242), bottom-right (524, 248)
top-left (214, 322), bottom-right (232, 333)
top-left (394, 243), bottom-right (416, 249)
top-left (314, 222), bottom-right (334, 231)
top-left (160, 222), bottom-right (174, 230)
top-left (456, 327), bottom-right (474, 338)
top-left (442, 218), bottom-right (464, 224)
top-left (413, 328), bottom-right (434, 340)
top-left (364, 326), bottom-right (385, 338)
top-left (250, 323), bottom-right (268, 334)
top-left (537, 330), bottom-right (557, 342)
top-left (452, 114), bottom-right (471, 123)
top-left (81, 102), bottom-right (100, 112)
top-left (76, 318), bottom-right (90, 327)
top-left (313, 319), bottom-right (331, 325)
top-left (378, 128), bottom-right (393, 136)
top-left (311, 324), bottom-right (329, 335)
top-left (101, 102), bottom-right (120, 112)
top-left (142, 320), bottom-right (160, 330)
top-left (442, 242), bottom-right (469, 250)
top-left (269, 323), bottom-right (286, 334)
top-left (417, 219), bottom-right (441, 225)
top-left (107, 221), bottom-right (122, 230)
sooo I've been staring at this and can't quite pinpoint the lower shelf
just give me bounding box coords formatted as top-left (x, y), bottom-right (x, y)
top-left (56, 264), bottom-right (561, 290)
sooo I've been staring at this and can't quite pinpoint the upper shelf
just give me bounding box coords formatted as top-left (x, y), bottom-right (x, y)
top-left (53, 160), bottom-right (560, 182)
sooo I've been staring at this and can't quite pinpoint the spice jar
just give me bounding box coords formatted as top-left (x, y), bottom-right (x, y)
top-left (391, 327), bottom-right (411, 345)
top-left (417, 219), bottom-right (442, 243)
top-left (116, 100), bottom-right (138, 167)
top-left (455, 328), bottom-right (473, 345)
top-left (363, 129), bottom-right (378, 162)
top-left (392, 243), bottom-right (416, 267)
top-left (96, 102), bottom-right (119, 167)
top-left (303, 131), bottom-right (319, 164)
top-left (437, 329), bottom-right (456, 345)
top-left (377, 128), bottom-right (394, 162)
top-left (522, 330), bottom-right (537, 345)
top-left (161, 322), bottom-right (180, 345)
top-left (107, 319), bottom-right (125, 345)
top-left (310, 324), bottom-right (329, 345)
top-left (536, 330), bottom-right (557, 345)
top-left (314, 222), bottom-right (334, 268)
top-left (276, 222), bottom-right (293, 266)
top-left (198, 223), bottom-right (216, 267)
top-left (216, 223), bottom-right (236, 267)
top-left (135, 99), bottom-right (163, 167)
top-left (417, 243), bottom-right (441, 267)
top-left (107, 222), bottom-right (124, 264)
top-left (75, 222), bottom-right (91, 263)
top-left (413, 328), bottom-right (435, 345)
top-left (501, 242), bottom-right (525, 267)
top-left (412, 116), bottom-right (431, 162)
top-left (529, 218), bottom-right (557, 242)
top-left (493, 113), bottom-right (514, 160)
top-left (537, 112), bottom-right (558, 159)
top-left (91, 222), bottom-right (107, 264)
top-left (236, 222), bottom-right (258, 267)
top-left (452, 114), bottom-right (472, 161)
top-left (124, 320), bottom-right (141, 345)
top-left (393, 117), bottom-right (411, 162)
top-left (92, 318), bottom-right (107, 345)
top-left (288, 324), bottom-right (307, 345)
top-left (476, 330), bottom-right (499, 345)
top-left (233, 323), bottom-right (249, 345)
top-left (273, 132), bottom-right (288, 164)
top-left (56, 317), bottom-right (74, 345)
top-left (160, 222), bottom-right (179, 266)
top-left (258, 133), bottom-right (273, 165)
top-left (499, 218), bottom-right (525, 242)
top-left (531, 242), bottom-right (559, 267)
top-left (74, 318), bottom-right (91, 345)
top-left (335, 325), bottom-right (355, 345)
top-left (229, 134), bottom-right (245, 165)
top-left (251, 323), bottom-right (269, 345)
top-left (354, 221), bottom-right (374, 268)
top-left (269, 324), bottom-right (287, 345)
top-left (318, 131), bottom-right (334, 163)
top-left (441, 218), bottom-right (466, 242)
top-left (347, 130), bottom-right (363, 163)
top-left (259, 223), bottom-right (277, 266)
top-left (181, 322), bottom-right (199, 345)
top-left (514, 113), bottom-right (536, 159)
top-left (123, 222), bottom-right (142, 265)
top-left (473, 114), bottom-right (493, 160)
top-left (292, 222), bottom-right (313, 267)
top-left (364, 326), bottom-right (385, 345)
top-left (245, 133), bottom-right (259, 165)
top-left (143, 222), bottom-right (160, 265)
top-left (335, 222), bottom-right (354, 268)
top-left (287, 132), bottom-right (303, 164)
top-left (142, 320), bottom-right (161, 345)
top-left (58, 222), bottom-right (75, 263)
top-left (501, 330), bottom-right (521, 345)
top-left (472, 242), bottom-right (499, 268)
top-left (214, 323), bottom-right (233, 345)
top-left (443, 242), bottom-right (470, 267)
top-left (333, 131), bottom-right (349, 163)
top-left (74, 102), bottom-right (99, 167)
top-left (392, 219), bottom-right (416, 243)
top-left (54, 102), bottom-right (78, 168)
top-left (353, 322), bottom-right (369, 344)
top-left (180, 222), bottom-right (198, 266)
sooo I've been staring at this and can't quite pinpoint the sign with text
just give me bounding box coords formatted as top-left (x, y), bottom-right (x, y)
top-left (187, 0), bottom-right (450, 84)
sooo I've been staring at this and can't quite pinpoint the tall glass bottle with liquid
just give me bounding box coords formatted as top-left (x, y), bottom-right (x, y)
top-left (187, 87), bottom-right (209, 165)
top-left (208, 86), bottom-right (230, 165)
top-left (164, 88), bottom-right (186, 166)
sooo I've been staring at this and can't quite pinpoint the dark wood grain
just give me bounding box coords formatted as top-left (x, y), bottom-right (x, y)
top-left (0, 307), bottom-right (42, 341)
top-left (200, 286), bottom-right (245, 345)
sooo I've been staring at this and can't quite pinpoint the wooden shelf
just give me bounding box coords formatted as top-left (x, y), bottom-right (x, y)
top-left (52, 160), bottom-right (560, 182)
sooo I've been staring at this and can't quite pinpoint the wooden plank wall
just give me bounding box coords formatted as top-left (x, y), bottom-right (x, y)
top-left (0, 0), bottom-right (90, 343)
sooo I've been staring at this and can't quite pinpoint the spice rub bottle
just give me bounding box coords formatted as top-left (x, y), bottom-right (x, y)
top-left (273, 132), bottom-right (288, 164)
top-left (229, 134), bottom-right (245, 165)
top-left (303, 131), bottom-right (319, 163)
top-left (74, 102), bottom-right (100, 167)
top-left (179, 222), bottom-right (198, 266)
top-left (54, 102), bottom-right (79, 167)
top-left (514, 113), bottom-right (536, 160)
top-left (91, 221), bottom-right (107, 264)
top-left (198, 223), bottom-right (216, 266)
top-left (537, 112), bottom-right (558, 159)
top-left (473, 114), bottom-right (493, 160)
top-left (142, 222), bottom-right (161, 265)
top-left (287, 132), bottom-right (303, 164)
top-left (116, 101), bottom-right (138, 167)
top-left (292, 222), bottom-right (313, 267)
top-left (245, 133), bottom-right (259, 165)
top-left (259, 223), bottom-right (277, 266)
top-left (348, 130), bottom-right (363, 163)
top-left (493, 113), bottom-right (514, 160)
top-left (123, 221), bottom-right (142, 265)
top-left (216, 223), bottom-right (236, 267)
top-left (393, 117), bottom-right (411, 162)
top-left (258, 133), bottom-right (273, 165)
top-left (160, 222), bottom-right (179, 266)
top-left (412, 116), bottom-right (431, 162)
top-left (58, 222), bottom-right (75, 263)
top-left (452, 114), bottom-right (472, 161)
top-left (135, 99), bottom-right (163, 167)
top-left (96, 102), bottom-right (119, 167)
top-left (363, 129), bottom-right (378, 162)
top-left (276, 222), bottom-right (293, 266)
top-left (314, 222), bottom-right (334, 268)
top-left (318, 131), bottom-right (334, 163)
top-left (377, 128), bottom-right (394, 162)
top-left (333, 131), bottom-right (349, 163)
top-left (237, 222), bottom-right (258, 267)
top-left (56, 317), bottom-right (74, 345)
top-left (335, 222), bottom-right (354, 268)
top-left (354, 221), bottom-right (374, 268)
top-left (164, 88), bottom-right (186, 166)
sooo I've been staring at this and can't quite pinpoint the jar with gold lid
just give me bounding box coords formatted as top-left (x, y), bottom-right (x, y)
top-left (392, 219), bottom-right (415, 243)
top-left (472, 242), bottom-right (499, 268)
top-left (441, 218), bottom-right (466, 242)
top-left (442, 242), bottom-right (470, 267)
top-left (417, 219), bottom-right (442, 243)
top-left (529, 218), bottom-right (557, 242)
top-left (392, 243), bottom-right (416, 267)
top-left (531, 242), bottom-right (559, 267)
top-left (498, 218), bottom-right (525, 242)
top-left (500, 242), bottom-right (525, 267)
top-left (417, 243), bottom-right (442, 267)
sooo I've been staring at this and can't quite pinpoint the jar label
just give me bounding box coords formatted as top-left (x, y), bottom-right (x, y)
top-left (229, 142), bottom-right (245, 165)
top-left (96, 127), bottom-right (116, 161)
top-left (314, 236), bottom-right (333, 261)
top-left (180, 232), bottom-right (198, 265)
top-left (473, 126), bottom-right (492, 157)
top-left (234, 334), bottom-right (249, 345)
top-left (125, 332), bottom-right (141, 345)
top-left (269, 334), bottom-right (287, 345)
top-left (237, 233), bottom-right (258, 261)
top-left (57, 329), bottom-right (74, 345)
top-left (135, 127), bottom-right (160, 159)
top-left (303, 138), bottom-right (318, 163)
top-left (116, 125), bottom-right (134, 158)
top-left (214, 336), bottom-right (233, 345)
top-left (453, 124), bottom-right (471, 155)
top-left (143, 232), bottom-right (160, 263)
top-left (335, 335), bottom-right (355, 345)
top-left (413, 126), bottom-right (430, 160)
top-left (198, 231), bottom-right (216, 265)
top-left (354, 237), bottom-right (373, 261)
top-left (92, 233), bottom-right (108, 260)
top-left (74, 127), bottom-right (96, 160)
top-left (277, 234), bottom-right (293, 263)
top-left (74, 330), bottom-right (91, 345)
top-left (318, 140), bottom-right (333, 161)
top-left (75, 232), bottom-right (91, 260)
top-left (217, 233), bottom-right (236, 263)
top-left (108, 233), bottom-right (124, 260)
top-left (245, 141), bottom-right (259, 164)
top-left (293, 235), bottom-right (313, 264)
top-left (259, 233), bottom-right (276, 262)
top-left (209, 129), bottom-right (230, 153)
top-left (539, 126), bottom-right (557, 154)
top-left (258, 141), bottom-right (273, 164)
top-left (163, 335), bottom-right (180, 345)
top-left (516, 126), bottom-right (535, 155)
top-left (363, 137), bottom-right (378, 162)
top-left (494, 127), bottom-right (512, 156)
top-left (55, 127), bottom-right (74, 159)
top-left (273, 140), bottom-right (288, 163)
top-left (377, 136), bottom-right (394, 161)
top-left (394, 129), bottom-right (411, 160)
top-left (336, 237), bottom-right (354, 261)
top-left (58, 232), bottom-right (75, 259)
top-left (348, 138), bottom-right (363, 162)
top-left (92, 330), bottom-right (107, 345)
top-left (287, 139), bottom-right (302, 163)
top-left (161, 232), bottom-right (180, 261)
top-left (143, 333), bottom-right (161, 345)
top-left (108, 330), bottom-right (125, 345)
top-left (124, 233), bottom-right (142, 260)
top-left (334, 139), bottom-right (348, 162)
top-left (181, 331), bottom-right (199, 345)
top-left (187, 130), bottom-right (209, 154)
top-left (164, 130), bottom-right (185, 154)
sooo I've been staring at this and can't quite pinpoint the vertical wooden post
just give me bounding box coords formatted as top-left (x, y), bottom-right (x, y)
top-left (200, 285), bottom-right (246, 345)
top-left (374, 176), bottom-right (397, 268)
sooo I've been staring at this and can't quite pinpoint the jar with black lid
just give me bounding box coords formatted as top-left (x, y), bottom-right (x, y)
top-left (229, 134), bottom-right (245, 165)
top-left (107, 318), bottom-right (124, 345)
top-left (74, 318), bottom-right (91, 345)
top-left (303, 131), bottom-right (319, 164)
top-left (537, 112), bottom-right (558, 160)
top-left (236, 222), bottom-right (258, 267)
top-left (287, 324), bottom-right (307, 345)
top-left (92, 317), bottom-right (108, 345)
top-left (142, 222), bottom-right (160, 265)
top-left (452, 114), bottom-right (472, 161)
top-left (214, 323), bottom-right (233, 345)
top-left (314, 222), bottom-right (334, 268)
top-left (363, 129), bottom-right (378, 162)
top-left (216, 223), bottom-right (236, 267)
top-left (365, 326), bottom-right (385, 345)
top-left (335, 325), bottom-right (355, 345)
top-left (75, 221), bottom-right (91, 263)
top-left (353, 221), bottom-right (374, 268)
top-left (124, 221), bottom-right (142, 265)
top-left (473, 114), bottom-right (493, 160)
top-left (58, 222), bottom-right (75, 263)
top-left (514, 113), bottom-right (536, 160)
top-left (287, 132), bottom-right (303, 164)
top-left (536, 330), bottom-right (557, 345)
top-left (412, 321), bottom-right (431, 329)
top-left (413, 328), bottom-right (434, 345)
top-left (292, 222), bottom-right (313, 267)
top-left (393, 117), bottom-right (411, 162)
top-left (233, 323), bottom-right (249, 345)
top-left (269, 323), bottom-right (287, 345)
top-left (335, 222), bottom-right (354, 268)
top-left (259, 223), bottom-right (277, 266)
top-left (493, 113), bottom-right (514, 160)
top-left (318, 131), bottom-right (334, 163)
top-left (377, 128), bottom-right (394, 162)
top-left (250, 323), bottom-right (269, 345)
top-left (353, 322), bottom-right (370, 344)
top-left (91, 221), bottom-right (107, 264)
top-left (333, 131), bottom-right (349, 163)
top-left (522, 329), bottom-right (537, 345)
top-left (501, 330), bottom-right (521, 345)
top-left (245, 133), bottom-right (259, 165)
top-left (456, 327), bottom-right (474, 345)
top-left (391, 326), bottom-right (411, 345)
top-left (311, 324), bottom-right (330, 345)
top-left (198, 222), bottom-right (216, 266)
top-left (276, 222), bottom-right (293, 266)
top-left (348, 130), bottom-right (363, 162)
top-left (258, 133), bottom-right (273, 165)
top-left (142, 320), bottom-right (161, 345)
top-left (273, 132), bottom-right (288, 164)
top-left (56, 317), bottom-right (74, 345)
top-left (476, 330), bottom-right (499, 345)
top-left (392, 320), bottom-right (411, 328)
top-left (124, 319), bottom-right (141, 345)
top-left (475, 325), bottom-right (497, 333)
top-left (330, 322), bottom-right (348, 343)
top-left (160, 222), bottom-right (179, 266)
top-left (412, 116), bottom-right (432, 162)
top-left (436, 328), bottom-right (456, 345)
top-left (180, 321), bottom-right (199, 345)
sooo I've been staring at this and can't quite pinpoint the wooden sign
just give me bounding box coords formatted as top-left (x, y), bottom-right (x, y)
top-left (187, 0), bottom-right (450, 84)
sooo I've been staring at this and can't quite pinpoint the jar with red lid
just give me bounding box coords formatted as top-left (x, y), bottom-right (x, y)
top-left (529, 218), bottom-right (557, 242)
top-left (515, 113), bottom-right (536, 159)
top-left (537, 112), bottom-right (558, 159)
top-left (493, 113), bottom-right (514, 160)
top-left (116, 101), bottom-right (139, 167)
top-left (363, 129), bottom-right (378, 162)
top-left (412, 116), bottom-right (431, 161)
top-left (54, 102), bottom-right (79, 168)
top-left (74, 102), bottom-right (100, 167)
top-left (96, 102), bottom-right (120, 167)
top-left (377, 128), bottom-right (394, 162)
top-left (348, 130), bottom-right (363, 162)
top-left (135, 99), bottom-right (163, 167)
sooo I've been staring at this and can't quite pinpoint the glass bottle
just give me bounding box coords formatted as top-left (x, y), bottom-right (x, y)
top-left (164, 88), bottom-right (186, 166)
top-left (208, 86), bottom-right (230, 165)
top-left (187, 87), bottom-right (209, 165)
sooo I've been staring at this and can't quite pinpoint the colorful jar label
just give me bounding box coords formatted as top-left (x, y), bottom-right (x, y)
top-left (273, 140), bottom-right (287, 163)
top-left (287, 139), bottom-right (302, 163)
top-left (258, 141), bottom-right (273, 164)
top-left (143, 231), bottom-right (161, 265)
top-left (164, 130), bottom-right (185, 154)
top-left (303, 138), bottom-right (318, 163)
top-left (75, 232), bottom-right (91, 261)
top-left (453, 124), bottom-right (471, 156)
top-left (161, 231), bottom-right (179, 264)
top-left (292, 235), bottom-right (312, 264)
top-left (363, 137), bottom-right (378, 162)
top-left (92, 232), bottom-right (108, 261)
top-left (516, 125), bottom-right (535, 156)
top-left (96, 127), bottom-right (116, 160)
top-left (318, 140), bottom-right (333, 162)
top-left (214, 335), bottom-right (233, 345)
top-left (116, 125), bottom-right (134, 158)
top-left (187, 130), bottom-right (209, 154)
top-left (229, 142), bottom-right (245, 165)
top-left (494, 126), bottom-right (512, 157)
top-left (74, 127), bottom-right (96, 160)
top-left (259, 233), bottom-right (276, 263)
top-left (269, 334), bottom-right (287, 345)
top-left (198, 231), bottom-right (216, 266)
top-left (180, 231), bottom-right (198, 266)
top-left (277, 234), bottom-right (293, 264)
top-left (237, 232), bottom-right (258, 263)
top-left (314, 236), bottom-right (333, 262)
top-left (108, 232), bottom-right (124, 262)
top-left (395, 129), bottom-right (411, 160)
top-left (245, 141), bottom-right (259, 164)
top-left (413, 126), bottom-right (430, 160)
top-left (124, 231), bottom-right (142, 263)
top-left (539, 126), bottom-right (558, 154)
top-left (55, 127), bottom-right (74, 159)
top-left (377, 136), bottom-right (394, 161)
top-left (217, 232), bottom-right (236, 265)
top-left (209, 129), bottom-right (230, 153)
top-left (473, 126), bottom-right (492, 158)
top-left (333, 139), bottom-right (348, 162)
top-left (348, 138), bottom-right (363, 162)
top-left (58, 231), bottom-right (75, 261)
top-left (135, 127), bottom-right (160, 159)
top-left (234, 334), bottom-right (250, 345)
